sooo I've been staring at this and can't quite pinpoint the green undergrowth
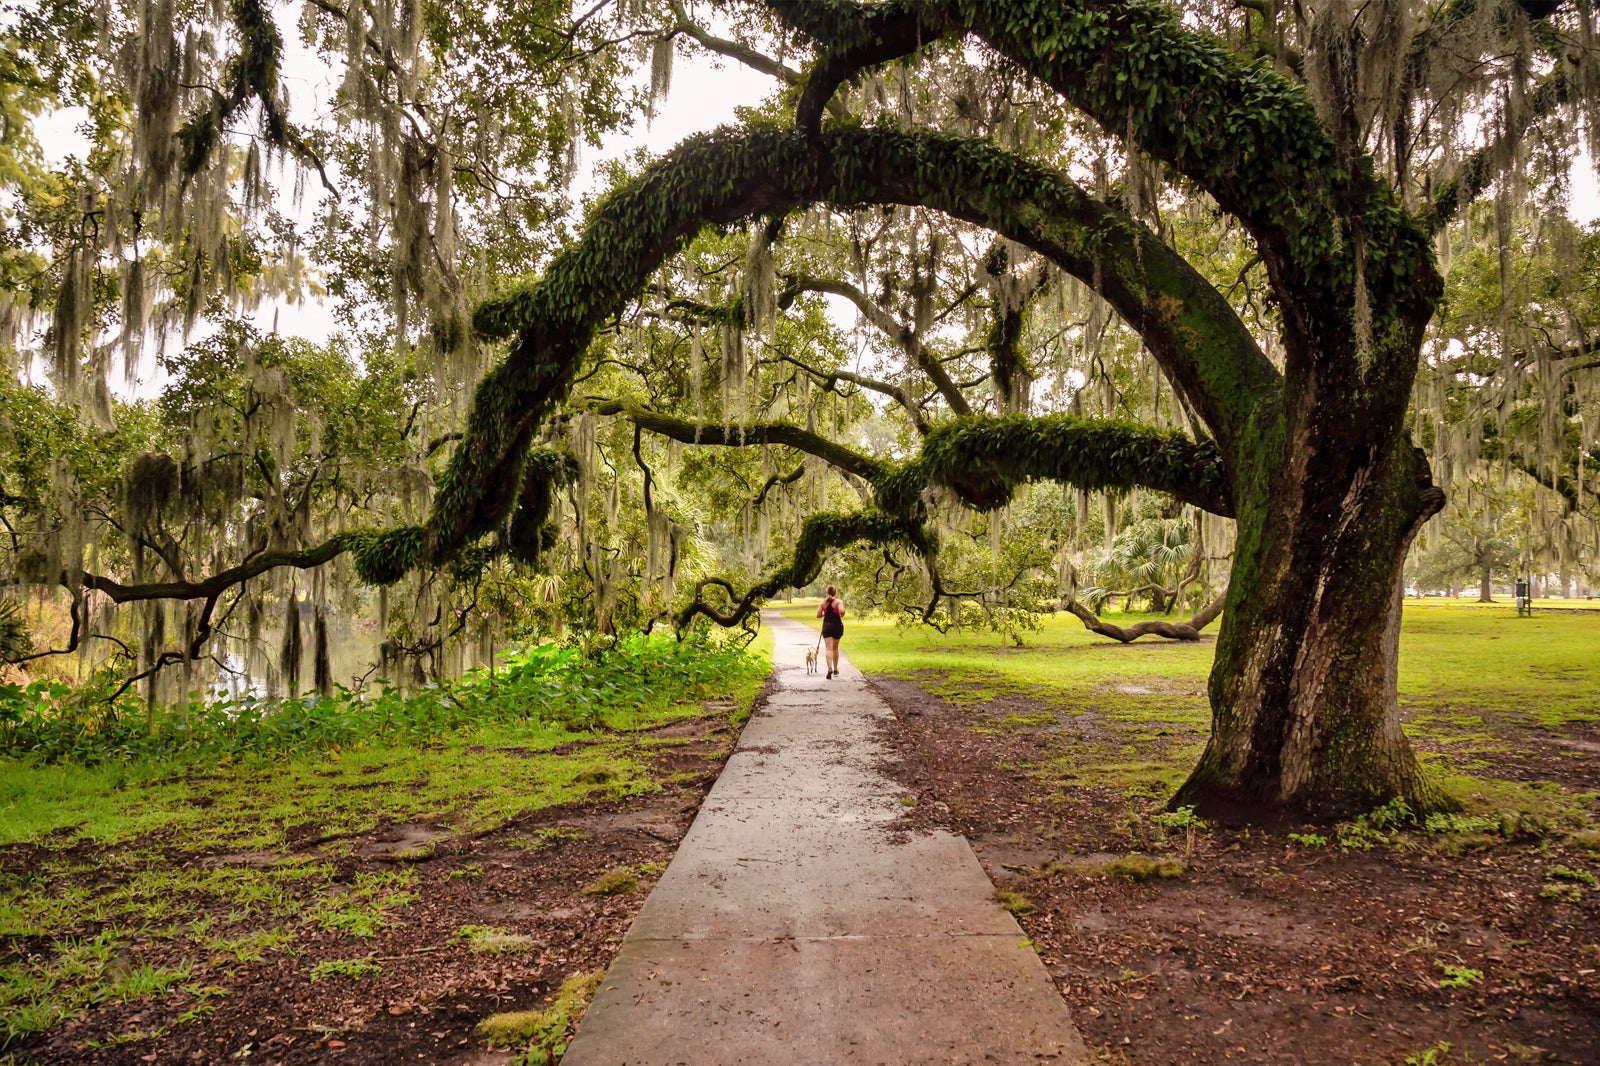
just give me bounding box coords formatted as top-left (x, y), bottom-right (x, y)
top-left (0, 631), bottom-right (769, 1050)
top-left (1, 632), bottom-right (764, 766)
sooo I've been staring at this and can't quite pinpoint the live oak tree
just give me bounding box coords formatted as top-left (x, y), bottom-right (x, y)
top-left (444, 0), bottom-right (1600, 815)
top-left (6, 0), bottom-right (1600, 816)
top-left (1413, 213), bottom-right (1600, 595)
top-left (1412, 488), bottom-right (1523, 601)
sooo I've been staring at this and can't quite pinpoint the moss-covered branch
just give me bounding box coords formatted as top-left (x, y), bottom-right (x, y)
top-left (77, 537), bottom-right (354, 605)
top-left (784, 273), bottom-right (973, 416)
top-left (875, 414), bottom-right (1234, 518)
top-left (776, 0), bottom-right (951, 132)
top-left (1424, 65), bottom-right (1573, 234)
top-left (666, 0), bottom-right (849, 121)
top-left (74, 126), bottom-right (1257, 603)
top-left (768, 352), bottom-right (931, 434)
top-left (422, 124), bottom-right (1270, 587)
top-left (937, 0), bottom-right (1438, 324)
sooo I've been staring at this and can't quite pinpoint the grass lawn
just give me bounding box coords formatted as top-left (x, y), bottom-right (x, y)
top-left (775, 600), bottom-right (1599, 815)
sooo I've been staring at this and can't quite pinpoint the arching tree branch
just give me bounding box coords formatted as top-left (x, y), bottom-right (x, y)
top-left (1424, 64), bottom-right (1575, 234)
top-left (456, 126), bottom-right (1268, 585)
top-left (753, 462), bottom-right (808, 509)
top-left (675, 510), bottom-right (932, 628)
top-left (76, 537), bottom-right (353, 605)
top-left (665, 0), bottom-right (849, 120)
top-left (1065, 594), bottom-right (1225, 643)
top-left (783, 272), bottom-right (973, 416)
top-left (775, 0), bottom-right (950, 133)
top-left (766, 351), bottom-right (931, 433)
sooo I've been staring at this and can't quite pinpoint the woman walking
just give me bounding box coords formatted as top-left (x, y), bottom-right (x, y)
top-left (816, 585), bottom-right (846, 679)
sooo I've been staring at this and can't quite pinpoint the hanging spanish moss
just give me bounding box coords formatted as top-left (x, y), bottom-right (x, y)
top-left (281, 589), bottom-right (302, 698)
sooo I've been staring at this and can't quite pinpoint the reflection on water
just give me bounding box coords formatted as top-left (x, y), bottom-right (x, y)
top-left (25, 594), bottom-right (487, 701)
top-left (209, 607), bottom-right (491, 699)
top-left (211, 608), bottom-right (389, 699)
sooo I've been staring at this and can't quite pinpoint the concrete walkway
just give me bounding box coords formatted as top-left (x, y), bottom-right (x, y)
top-left (562, 612), bottom-right (1088, 1065)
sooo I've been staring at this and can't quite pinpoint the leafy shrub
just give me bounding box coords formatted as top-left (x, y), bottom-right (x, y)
top-left (1151, 806), bottom-right (1206, 831)
top-left (0, 633), bottom-right (762, 766)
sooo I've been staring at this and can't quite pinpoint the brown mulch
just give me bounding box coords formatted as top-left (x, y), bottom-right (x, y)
top-left (871, 675), bottom-right (1600, 1066)
top-left (5, 705), bottom-right (753, 1066)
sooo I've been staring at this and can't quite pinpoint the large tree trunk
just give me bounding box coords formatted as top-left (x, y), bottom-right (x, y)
top-left (1478, 567), bottom-right (1493, 603)
top-left (1174, 422), bottom-right (1450, 817)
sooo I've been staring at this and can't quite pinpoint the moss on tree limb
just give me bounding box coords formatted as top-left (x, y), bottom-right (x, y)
top-left (456, 124), bottom-right (1273, 575)
top-left (875, 414), bottom-right (1235, 517)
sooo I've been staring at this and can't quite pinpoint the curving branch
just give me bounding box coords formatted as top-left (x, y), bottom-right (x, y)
top-left (418, 125), bottom-right (1273, 590)
top-left (753, 462), bottom-right (808, 509)
top-left (1065, 594), bottom-right (1225, 643)
top-left (76, 537), bottom-right (352, 605)
top-left (590, 399), bottom-right (889, 481)
top-left (783, 273), bottom-right (973, 416)
top-left (779, 0), bottom-right (951, 133)
top-left (665, 0), bottom-right (849, 120)
top-left (767, 350), bottom-right (929, 433)
top-left (1505, 448), bottom-right (1596, 516)
top-left (675, 510), bottom-right (932, 629)
top-left (877, 414), bottom-right (1236, 518)
top-left (1424, 64), bottom-right (1575, 234)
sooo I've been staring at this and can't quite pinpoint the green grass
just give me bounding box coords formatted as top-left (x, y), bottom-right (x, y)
top-left (799, 603), bottom-right (1600, 824)
top-left (307, 958), bottom-right (383, 981)
top-left (780, 601), bottom-right (1600, 727)
top-left (0, 632), bottom-right (770, 1050)
top-left (1395, 608), bottom-right (1600, 728)
top-left (478, 970), bottom-right (603, 1062)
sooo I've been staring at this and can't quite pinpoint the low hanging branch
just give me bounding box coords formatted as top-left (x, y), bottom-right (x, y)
top-left (753, 462), bottom-right (808, 509)
top-left (448, 123), bottom-right (1276, 594)
top-left (31, 122), bottom-right (1263, 644)
top-left (676, 511), bottom-right (934, 629)
top-left (590, 400), bottom-right (889, 482)
top-left (1065, 594), bottom-right (1226, 643)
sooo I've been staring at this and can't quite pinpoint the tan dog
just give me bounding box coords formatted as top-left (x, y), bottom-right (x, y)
top-left (805, 643), bottom-right (819, 674)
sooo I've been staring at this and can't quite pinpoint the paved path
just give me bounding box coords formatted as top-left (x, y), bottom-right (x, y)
top-left (562, 612), bottom-right (1088, 1065)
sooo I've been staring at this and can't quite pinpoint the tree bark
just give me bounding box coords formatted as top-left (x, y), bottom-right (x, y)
top-left (1175, 428), bottom-right (1450, 814)
top-left (1479, 567), bottom-right (1493, 603)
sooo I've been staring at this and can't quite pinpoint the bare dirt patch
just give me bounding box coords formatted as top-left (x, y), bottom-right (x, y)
top-left (871, 674), bottom-right (1600, 1065)
top-left (5, 710), bottom-right (747, 1066)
